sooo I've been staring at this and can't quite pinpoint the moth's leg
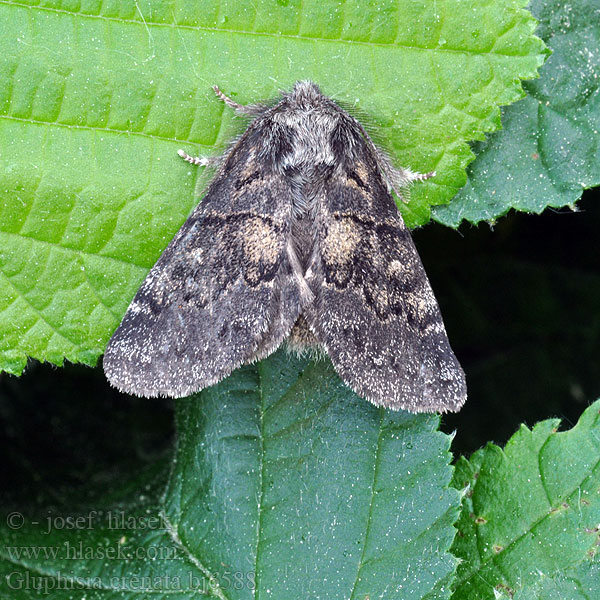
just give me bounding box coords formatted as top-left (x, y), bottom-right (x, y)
top-left (213, 85), bottom-right (246, 111)
top-left (370, 143), bottom-right (436, 201)
top-left (353, 119), bottom-right (436, 201)
top-left (388, 164), bottom-right (436, 193)
top-left (213, 85), bottom-right (266, 116)
top-left (401, 168), bottom-right (436, 183)
top-left (177, 150), bottom-right (217, 167)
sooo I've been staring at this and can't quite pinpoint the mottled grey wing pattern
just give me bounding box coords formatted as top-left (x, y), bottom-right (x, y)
top-left (104, 129), bottom-right (303, 397)
top-left (104, 81), bottom-right (465, 410)
top-left (305, 132), bottom-right (466, 412)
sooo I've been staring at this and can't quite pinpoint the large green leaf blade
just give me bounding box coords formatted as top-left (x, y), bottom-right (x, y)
top-left (434, 0), bottom-right (599, 226)
top-left (0, 0), bottom-right (546, 374)
top-left (165, 351), bottom-right (461, 599)
top-left (451, 399), bottom-right (600, 600)
top-left (0, 353), bottom-right (461, 599)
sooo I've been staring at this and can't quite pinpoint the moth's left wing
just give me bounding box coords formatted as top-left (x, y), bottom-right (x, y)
top-left (305, 155), bottom-right (466, 412)
top-left (104, 141), bottom-right (303, 398)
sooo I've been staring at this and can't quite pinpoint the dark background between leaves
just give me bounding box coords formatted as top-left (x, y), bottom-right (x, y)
top-left (1, 187), bottom-right (598, 501)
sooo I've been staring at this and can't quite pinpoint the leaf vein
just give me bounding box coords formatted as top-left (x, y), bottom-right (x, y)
top-left (348, 407), bottom-right (384, 600)
top-left (457, 453), bottom-right (600, 589)
top-left (254, 360), bottom-right (267, 600)
top-left (0, 0), bottom-right (537, 56)
top-left (161, 510), bottom-right (230, 600)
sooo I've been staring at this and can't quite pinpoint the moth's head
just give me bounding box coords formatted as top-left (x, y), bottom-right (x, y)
top-left (288, 80), bottom-right (325, 106)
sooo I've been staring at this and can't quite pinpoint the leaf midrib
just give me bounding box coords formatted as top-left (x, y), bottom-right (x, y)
top-left (254, 360), bottom-right (267, 600)
top-left (348, 408), bottom-right (384, 600)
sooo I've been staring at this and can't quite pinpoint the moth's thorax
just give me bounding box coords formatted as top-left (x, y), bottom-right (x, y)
top-left (261, 81), bottom-right (341, 170)
top-left (261, 85), bottom-right (349, 276)
top-left (273, 108), bottom-right (339, 168)
top-left (273, 108), bottom-right (338, 267)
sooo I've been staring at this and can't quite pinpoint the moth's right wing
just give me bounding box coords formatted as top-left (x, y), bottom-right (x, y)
top-left (304, 163), bottom-right (466, 413)
top-left (104, 144), bottom-right (303, 398)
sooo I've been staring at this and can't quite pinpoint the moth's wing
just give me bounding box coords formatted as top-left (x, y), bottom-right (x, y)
top-left (305, 135), bottom-right (466, 412)
top-left (104, 139), bottom-right (303, 398)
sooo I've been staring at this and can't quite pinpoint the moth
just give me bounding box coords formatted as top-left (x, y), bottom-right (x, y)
top-left (104, 81), bottom-right (466, 413)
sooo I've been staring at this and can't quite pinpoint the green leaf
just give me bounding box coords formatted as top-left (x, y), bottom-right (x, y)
top-left (512, 555), bottom-right (600, 600)
top-left (450, 399), bottom-right (600, 600)
top-left (0, 464), bottom-right (182, 599)
top-left (0, 352), bottom-right (461, 599)
top-left (0, 0), bottom-right (545, 375)
top-left (434, 0), bottom-right (599, 226)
